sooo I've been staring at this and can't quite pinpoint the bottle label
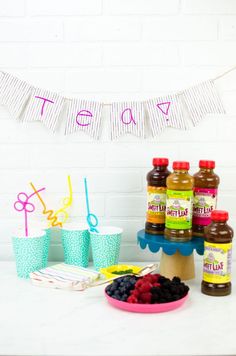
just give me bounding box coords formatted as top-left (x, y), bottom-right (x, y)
top-left (146, 186), bottom-right (167, 224)
top-left (165, 189), bottom-right (193, 229)
top-left (193, 188), bottom-right (218, 226)
top-left (203, 242), bottom-right (232, 284)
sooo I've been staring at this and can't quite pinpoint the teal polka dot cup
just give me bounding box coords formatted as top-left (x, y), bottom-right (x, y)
top-left (61, 224), bottom-right (90, 267)
top-left (90, 226), bottom-right (122, 271)
top-left (43, 228), bottom-right (51, 268)
top-left (12, 230), bottom-right (47, 279)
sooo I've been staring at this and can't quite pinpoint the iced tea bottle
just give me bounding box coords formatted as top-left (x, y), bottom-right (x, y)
top-left (202, 210), bottom-right (233, 296)
top-left (165, 161), bottom-right (194, 242)
top-left (193, 160), bottom-right (220, 237)
top-left (145, 158), bottom-right (170, 235)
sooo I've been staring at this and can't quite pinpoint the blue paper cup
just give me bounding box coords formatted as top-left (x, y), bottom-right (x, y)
top-left (12, 230), bottom-right (47, 279)
top-left (61, 224), bottom-right (90, 267)
top-left (90, 226), bottom-right (122, 271)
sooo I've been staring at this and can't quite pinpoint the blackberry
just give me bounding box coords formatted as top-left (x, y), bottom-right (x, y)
top-left (172, 276), bottom-right (181, 284)
top-left (151, 286), bottom-right (161, 294)
top-left (150, 274), bottom-right (190, 304)
top-left (158, 276), bottom-right (168, 284)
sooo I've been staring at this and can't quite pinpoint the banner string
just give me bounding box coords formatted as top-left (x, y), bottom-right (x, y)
top-left (212, 64), bottom-right (236, 81)
top-left (1, 65), bottom-right (236, 106)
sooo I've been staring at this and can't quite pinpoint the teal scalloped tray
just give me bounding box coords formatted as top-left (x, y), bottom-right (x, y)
top-left (137, 230), bottom-right (204, 256)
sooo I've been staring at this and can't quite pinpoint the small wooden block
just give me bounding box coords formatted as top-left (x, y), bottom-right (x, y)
top-left (160, 251), bottom-right (195, 280)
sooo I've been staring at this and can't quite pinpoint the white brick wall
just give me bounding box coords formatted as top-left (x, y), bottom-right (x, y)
top-left (0, 0), bottom-right (236, 262)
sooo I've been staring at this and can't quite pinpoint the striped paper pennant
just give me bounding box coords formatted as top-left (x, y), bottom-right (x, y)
top-left (64, 99), bottom-right (103, 140)
top-left (146, 94), bottom-right (186, 136)
top-left (0, 72), bottom-right (32, 119)
top-left (23, 88), bottom-right (65, 132)
top-left (110, 101), bottom-right (145, 140)
top-left (181, 80), bottom-right (226, 125)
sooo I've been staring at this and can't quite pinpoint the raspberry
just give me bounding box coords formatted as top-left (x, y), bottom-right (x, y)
top-left (127, 295), bottom-right (138, 304)
top-left (142, 274), bottom-right (153, 283)
top-left (138, 282), bottom-right (152, 293)
top-left (135, 278), bottom-right (145, 288)
top-left (140, 292), bottom-right (152, 304)
top-left (152, 282), bottom-right (161, 287)
top-left (152, 273), bottom-right (161, 281)
top-left (130, 289), bottom-right (140, 297)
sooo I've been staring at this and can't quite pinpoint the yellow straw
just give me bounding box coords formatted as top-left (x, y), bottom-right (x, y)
top-left (30, 182), bottom-right (62, 228)
top-left (54, 175), bottom-right (73, 225)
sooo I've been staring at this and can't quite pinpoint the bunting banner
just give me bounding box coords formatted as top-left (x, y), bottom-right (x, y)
top-left (0, 69), bottom-right (230, 140)
top-left (0, 72), bottom-right (31, 119)
top-left (182, 79), bottom-right (226, 125)
top-left (146, 94), bottom-right (186, 136)
top-left (110, 101), bottom-right (145, 140)
top-left (22, 88), bottom-right (65, 132)
top-left (65, 99), bottom-right (103, 140)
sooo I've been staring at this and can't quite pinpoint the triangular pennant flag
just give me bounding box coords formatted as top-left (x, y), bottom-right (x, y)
top-left (110, 101), bottom-right (145, 140)
top-left (22, 88), bottom-right (65, 132)
top-left (146, 94), bottom-right (186, 136)
top-left (64, 99), bottom-right (103, 140)
top-left (0, 72), bottom-right (32, 119)
top-left (181, 80), bottom-right (225, 125)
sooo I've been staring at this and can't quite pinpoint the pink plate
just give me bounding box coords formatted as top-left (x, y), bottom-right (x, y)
top-left (105, 292), bottom-right (189, 313)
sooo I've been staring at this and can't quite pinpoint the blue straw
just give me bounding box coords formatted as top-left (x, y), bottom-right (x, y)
top-left (84, 178), bottom-right (99, 233)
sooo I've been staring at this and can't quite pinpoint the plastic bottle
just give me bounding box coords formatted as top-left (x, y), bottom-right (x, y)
top-left (193, 160), bottom-right (220, 237)
top-left (165, 161), bottom-right (194, 242)
top-left (145, 158), bottom-right (170, 235)
top-left (202, 210), bottom-right (233, 296)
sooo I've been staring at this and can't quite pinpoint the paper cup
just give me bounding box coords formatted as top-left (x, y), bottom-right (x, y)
top-left (61, 223), bottom-right (90, 267)
top-left (43, 228), bottom-right (51, 268)
top-left (12, 229), bottom-right (47, 279)
top-left (90, 226), bottom-right (122, 271)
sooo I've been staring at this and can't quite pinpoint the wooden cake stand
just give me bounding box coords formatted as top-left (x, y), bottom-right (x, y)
top-left (137, 230), bottom-right (204, 280)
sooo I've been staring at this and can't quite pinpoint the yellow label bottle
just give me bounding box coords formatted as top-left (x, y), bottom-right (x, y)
top-left (202, 210), bottom-right (233, 296)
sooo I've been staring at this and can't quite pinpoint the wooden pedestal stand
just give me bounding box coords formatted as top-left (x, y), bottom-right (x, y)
top-left (160, 251), bottom-right (195, 280)
top-left (137, 230), bottom-right (204, 281)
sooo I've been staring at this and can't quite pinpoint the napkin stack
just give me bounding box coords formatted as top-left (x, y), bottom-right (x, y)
top-left (30, 263), bottom-right (100, 291)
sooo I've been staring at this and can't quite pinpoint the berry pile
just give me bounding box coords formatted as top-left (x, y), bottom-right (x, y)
top-left (105, 274), bottom-right (189, 304)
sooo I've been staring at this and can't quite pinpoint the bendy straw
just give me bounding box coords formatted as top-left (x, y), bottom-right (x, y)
top-left (54, 175), bottom-right (73, 225)
top-left (84, 178), bottom-right (99, 233)
top-left (30, 182), bottom-right (62, 228)
top-left (14, 187), bottom-right (45, 237)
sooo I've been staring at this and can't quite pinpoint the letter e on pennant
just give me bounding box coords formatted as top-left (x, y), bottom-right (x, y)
top-left (76, 110), bottom-right (92, 127)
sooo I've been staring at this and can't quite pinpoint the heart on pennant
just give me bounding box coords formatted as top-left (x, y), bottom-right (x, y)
top-left (156, 102), bottom-right (171, 117)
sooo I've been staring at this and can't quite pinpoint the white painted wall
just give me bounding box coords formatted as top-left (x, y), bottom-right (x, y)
top-left (0, 0), bottom-right (236, 261)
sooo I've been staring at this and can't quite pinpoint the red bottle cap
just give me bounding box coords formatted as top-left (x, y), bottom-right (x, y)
top-left (211, 210), bottom-right (229, 222)
top-left (153, 158), bottom-right (169, 166)
top-left (173, 161), bottom-right (190, 170)
top-left (199, 160), bottom-right (215, 169)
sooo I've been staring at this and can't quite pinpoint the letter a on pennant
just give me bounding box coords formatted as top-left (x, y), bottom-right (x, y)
top-left (110, 101), bottom-right (144, 140)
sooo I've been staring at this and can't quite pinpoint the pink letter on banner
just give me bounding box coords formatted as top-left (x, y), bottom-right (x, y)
top-left (156, 102), bottom-right (171, 116)
top-left (76, 110), bottom-right (92, 127)
top-left (35, 96), bottom-right (54, 116)
top-left (121, 108), bottom-right (136, 125)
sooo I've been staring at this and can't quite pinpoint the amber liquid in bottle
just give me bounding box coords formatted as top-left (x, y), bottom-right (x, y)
top-left (202, 211), bottom-right (233, 296)
top-left (165, 162), bottom-right (194, 242)
top-left (193, 162), bottom-right (220, 237)
top-left (145, 159), bottom-right (170, 235)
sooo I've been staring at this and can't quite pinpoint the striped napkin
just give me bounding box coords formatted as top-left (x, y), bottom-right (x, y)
top-left (30, 263), bottom-right (100, 291)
